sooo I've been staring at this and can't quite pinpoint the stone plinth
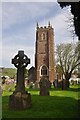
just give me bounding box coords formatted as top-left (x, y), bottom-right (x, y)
top-left (9, 92), bottom-right (31, 110)
top-left (62, 79), bottom-right (69, 90)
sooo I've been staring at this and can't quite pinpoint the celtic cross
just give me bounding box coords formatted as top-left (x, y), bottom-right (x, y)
top-left (12, 51), bottom-right (30, 93)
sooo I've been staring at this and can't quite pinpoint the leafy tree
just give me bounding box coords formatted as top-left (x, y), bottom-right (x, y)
top-left (58, 2), bottom-right (80, 40)
top-left (56, 42), bottom-right (80, 88)
top-left (55, 64), bottom-right (63, 79)
top-left (24, 69), bottom-right (28, 78)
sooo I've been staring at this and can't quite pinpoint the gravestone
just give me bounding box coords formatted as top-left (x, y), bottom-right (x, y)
top-left (9, 51), bottom-right (32, 110)
top-left (62, 79), bottom-right (69, 90)
top-left (53, 79), bottom-right (58, 88)
top-left (39, 76), bottom-right (50, 96)
top-left (34, 81), bottom-right (39, 89)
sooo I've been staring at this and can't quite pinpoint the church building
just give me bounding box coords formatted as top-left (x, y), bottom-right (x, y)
top-left (35, 22), bottom-right (55, 83)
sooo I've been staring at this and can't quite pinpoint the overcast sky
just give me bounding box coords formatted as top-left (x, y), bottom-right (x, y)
top-left (0, 1), bottom-right (78, 69)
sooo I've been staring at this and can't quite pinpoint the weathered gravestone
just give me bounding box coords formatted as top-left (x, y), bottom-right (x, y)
top-left (39, 76), bottom-right (51, 96)
top-left (9, 51), bottom-right (32, 110)
top-left (34, 81), bottom-right (39, 89)
top-left (53, 79), bottom-right (58, 88)
top-left (62, 79), bottom-right (69, 90)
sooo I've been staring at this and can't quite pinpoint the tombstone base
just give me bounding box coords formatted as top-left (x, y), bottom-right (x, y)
top-left (40, 91), bottom-right (50, 96)
top-left (62, 80), bottom-right (69, 90)
top-left (9, 92), bottom-right (32, 110)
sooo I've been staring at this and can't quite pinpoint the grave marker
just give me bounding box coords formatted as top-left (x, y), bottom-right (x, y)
top-left (39, 76), bottom-right (50, 96)
top-left (9, 51), bottom-right (32, 110)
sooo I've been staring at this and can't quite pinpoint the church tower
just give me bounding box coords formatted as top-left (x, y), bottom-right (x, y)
top-left (35, 22), bottom-right (55, 83)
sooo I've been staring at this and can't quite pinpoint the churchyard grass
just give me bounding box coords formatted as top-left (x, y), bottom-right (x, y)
top-left (2, 84), bottom-right (80, 118)
top-left (0, 96), bottom-right (2, 119)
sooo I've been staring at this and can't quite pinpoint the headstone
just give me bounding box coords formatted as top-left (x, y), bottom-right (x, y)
top-left (34, 81), bottom-right (39, 89)
top-left (29, 82), bottom-right (34, 89)
top-left (9, 51), bottom-right (32, 110)
top-left (53, 79), bottom-right (58, 88)
top-left (28, 66), bottom-right (36, 83)
top-left (58, 80), bottom-right (62, 88)
top-left (62, 79), bottom-right (69, 90)
top-left (39, 76), bottom-right (50, 96)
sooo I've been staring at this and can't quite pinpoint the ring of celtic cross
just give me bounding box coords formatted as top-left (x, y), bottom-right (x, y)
top-left (12, 54), bottom-right (30, 68)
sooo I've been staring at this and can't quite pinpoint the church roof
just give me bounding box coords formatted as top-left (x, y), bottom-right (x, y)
top-left (28, 66), bottom-right (35, 72)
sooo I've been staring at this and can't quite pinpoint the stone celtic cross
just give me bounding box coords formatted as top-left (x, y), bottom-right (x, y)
top-left (12, 51), bottom-right (30, 93)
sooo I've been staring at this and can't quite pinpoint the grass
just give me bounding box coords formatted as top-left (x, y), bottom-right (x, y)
top-left (0, 96), bottom-right (2, 119)
top-left (2, 85), bottom-right (80, 118)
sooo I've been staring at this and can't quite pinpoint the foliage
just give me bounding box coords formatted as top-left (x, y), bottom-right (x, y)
top-left (56, 42), bottom-right (80, 81)
top-left (24, 69), bottom-right (28, 78)
top-left (55, 64), bottom-right (63, 78)
top-left (58, 2), bottom-right (80, 40)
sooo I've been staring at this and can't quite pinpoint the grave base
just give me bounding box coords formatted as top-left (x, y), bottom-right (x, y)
top-left (40, 91), bottom-right (50, 96)
top-left (39, 76), bottom-right (50, 96)
top-left (9, 92), bottom-right (32, 110)
top-left (62, 80), bottom-right (69, 90)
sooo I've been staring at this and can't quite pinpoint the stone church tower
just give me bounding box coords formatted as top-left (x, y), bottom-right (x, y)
top-left (35, 22), bottom-right (55, 83)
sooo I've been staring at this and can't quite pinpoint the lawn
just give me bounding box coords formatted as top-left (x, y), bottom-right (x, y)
top-left (2, 85), bottom-right (80, 118)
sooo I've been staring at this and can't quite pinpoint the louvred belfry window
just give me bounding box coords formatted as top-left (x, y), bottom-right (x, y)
top-left (41, 33), bottom-right (46, 40)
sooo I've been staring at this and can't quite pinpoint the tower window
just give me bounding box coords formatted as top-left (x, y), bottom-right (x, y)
top-left (41, 65), bottom-right (48, 76)
top-left (43, 33), bottom-right (45, 39)
top-left (41, 33), bottom-right (46, 40)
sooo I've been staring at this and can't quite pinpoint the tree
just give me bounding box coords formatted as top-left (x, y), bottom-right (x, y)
top-left (56, 42), bottom-right (80, 88)
top-left (56, 64), bottom-right (63, 75)
top-left (24, 69), bottom-right (28, 78)
top-left (55, 64), bottom-right (63, 79)
top-left (58, 2), bottom-right (80, 40)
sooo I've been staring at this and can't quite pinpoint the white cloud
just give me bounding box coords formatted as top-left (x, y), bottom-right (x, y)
top-left (0, 2), bottom-right (2, 37)
top-left (2, 45), bottom-right (35, 69)
top-left (3, 26), bottom-right (35, 46)
top-left (1, 2), bottom-right (78, 69)
top-left (2, 2), bottom-right (57, 30)
top-left (0, 3), bottom-right (2, 67)
top-left (0, 43), bottom-right (2, 67)
top-left (38, 6), bottom-right (78, 44)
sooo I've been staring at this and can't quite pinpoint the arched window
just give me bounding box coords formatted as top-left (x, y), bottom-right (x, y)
top-left (41, 65), bottom-right (48, 76)
top-left (41, 33), bottom-right (46, 40)
top-left (43, 33), bottom-right (45, 39)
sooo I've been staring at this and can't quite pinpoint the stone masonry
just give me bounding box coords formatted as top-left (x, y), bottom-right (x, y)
top-left (35, 22), bottom-right (55, 83)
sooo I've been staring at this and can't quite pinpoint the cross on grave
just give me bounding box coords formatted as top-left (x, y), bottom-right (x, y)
top-left (12, 51), bottom-right (30, 93)
top-left (9, 51), bottom-right (31, 110)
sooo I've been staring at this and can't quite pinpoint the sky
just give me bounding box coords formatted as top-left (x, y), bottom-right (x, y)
top-left (0, 1), bottom-right (78, 69)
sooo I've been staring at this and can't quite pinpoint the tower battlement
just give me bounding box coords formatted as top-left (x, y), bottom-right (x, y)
top-left (36, 21), bottom-right (53, 30)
